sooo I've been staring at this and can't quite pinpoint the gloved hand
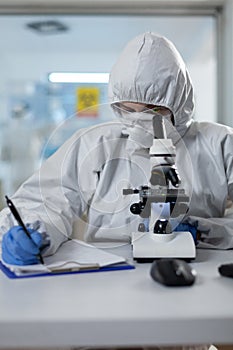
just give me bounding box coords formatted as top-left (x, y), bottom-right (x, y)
top-left (2, 225), bottom-right (43, 265)
top-left (174, 223), bottom-right (198, 244)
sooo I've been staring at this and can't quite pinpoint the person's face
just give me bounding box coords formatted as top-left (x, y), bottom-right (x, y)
top-left (118, 102), bottom-right (170, 116)
top-left (114, 102), bottom-right (174, 125)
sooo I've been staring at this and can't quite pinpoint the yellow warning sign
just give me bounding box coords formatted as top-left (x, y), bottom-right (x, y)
top-left (76, 87), bottom-right (100, 117)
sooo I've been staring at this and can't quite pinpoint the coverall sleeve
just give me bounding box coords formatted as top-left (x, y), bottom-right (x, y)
top-left (186, 133), bottom-right (233, 250)
top-left (0, 129), bottom-right (97, 255)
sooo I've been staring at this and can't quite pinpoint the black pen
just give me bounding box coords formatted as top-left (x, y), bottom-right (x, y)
top-left (5, 195), bottom-right (44, 264)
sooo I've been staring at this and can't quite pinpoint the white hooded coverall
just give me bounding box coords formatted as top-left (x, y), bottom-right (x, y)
top-left (1, 32), bottom-right (233, 256)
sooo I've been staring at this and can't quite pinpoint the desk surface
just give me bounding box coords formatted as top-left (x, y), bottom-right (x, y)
top-left (0, 247), bottom-right (233, 349)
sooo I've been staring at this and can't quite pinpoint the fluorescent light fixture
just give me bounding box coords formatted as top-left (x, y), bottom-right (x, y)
top-left (26, 20), bottom-right (68, 35)
top-left (48, 72), bottom-right (109, 84)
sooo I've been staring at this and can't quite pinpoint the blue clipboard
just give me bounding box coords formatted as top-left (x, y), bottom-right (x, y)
top-left (0, 261), bottom-right (135, 279)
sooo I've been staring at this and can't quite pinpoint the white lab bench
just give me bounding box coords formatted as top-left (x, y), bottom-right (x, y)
top-left (0, 247), bottom-right (233, 349)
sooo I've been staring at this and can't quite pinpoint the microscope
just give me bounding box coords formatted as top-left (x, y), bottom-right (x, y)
top-left (123, 115), bottom-right (196, 262)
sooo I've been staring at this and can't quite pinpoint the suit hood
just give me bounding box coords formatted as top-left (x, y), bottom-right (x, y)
top-left (108, 32), bottom-right (195, 138)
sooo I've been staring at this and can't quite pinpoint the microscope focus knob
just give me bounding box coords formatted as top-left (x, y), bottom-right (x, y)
top-left (130, 203), bottom-right (142, 215)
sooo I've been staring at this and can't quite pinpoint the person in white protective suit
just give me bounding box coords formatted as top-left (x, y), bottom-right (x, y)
top-left (1, 31), bottom-right (227, 350)
top-left (0, 31), bottom-right (233, 267)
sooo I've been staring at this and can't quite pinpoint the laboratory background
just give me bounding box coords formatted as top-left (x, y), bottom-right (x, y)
top-left (0, 0), bottom-right (232, 210)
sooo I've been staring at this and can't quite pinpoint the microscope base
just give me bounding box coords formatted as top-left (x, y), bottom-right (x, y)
top-left (131, 231), bottom-right (196, 262)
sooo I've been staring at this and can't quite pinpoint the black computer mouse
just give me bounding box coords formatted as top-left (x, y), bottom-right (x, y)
top-left (218, 263), bottom-right (233, 278)
top-left (150, 258), bottom-right (196, 286)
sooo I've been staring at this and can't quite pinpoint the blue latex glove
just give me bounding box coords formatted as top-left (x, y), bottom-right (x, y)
top-left (2, 225), bottom-right (43, 265)
top-left (174, 223), bottom-right (197, 244)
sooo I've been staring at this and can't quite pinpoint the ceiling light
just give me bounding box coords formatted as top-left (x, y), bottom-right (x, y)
top-left (48, 72), bottom-right (109, 84)
top-left (26, 20), bottom-right (68, 35)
